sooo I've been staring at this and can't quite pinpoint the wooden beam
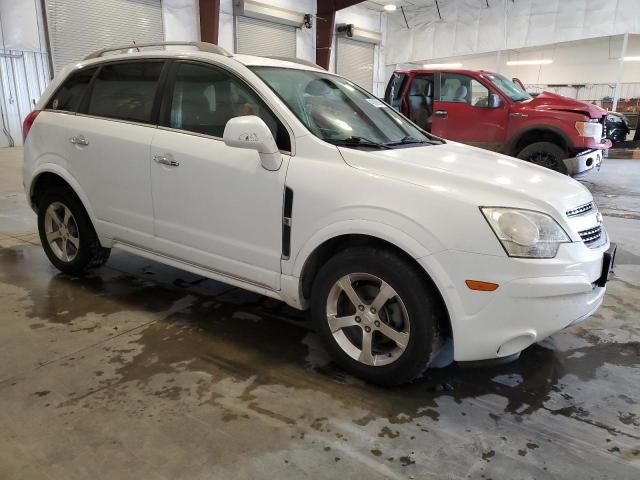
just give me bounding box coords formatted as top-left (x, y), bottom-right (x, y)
top-left (316, 1), bottom-right (365, 69)
top-left (199, 0), bottom-right (220, 44)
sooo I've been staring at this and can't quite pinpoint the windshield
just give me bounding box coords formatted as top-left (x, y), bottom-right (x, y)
top-left (484, 73), bottom-right (532, 102)
top-left (250, 66), bottom-right (440, 149)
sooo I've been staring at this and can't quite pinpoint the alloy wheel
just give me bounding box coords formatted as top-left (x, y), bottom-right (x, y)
top-left (44, 202), bottom-right (80, 263)
top-left (325, 273), bottom-right (410, 366)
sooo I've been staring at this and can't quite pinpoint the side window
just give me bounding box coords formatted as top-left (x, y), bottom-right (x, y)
top-left (470, 79), bottom-right (490, 107)
top-left (86, 61), bottom-right (164, 124)
top-left (167, 62), bottom-right (291, 151)
top-left (47, 67), bottom-right (97, 112)
top-left (440, 73), bottom-right (490, 107)
top-left (384, 72), bottom-right (407, 109)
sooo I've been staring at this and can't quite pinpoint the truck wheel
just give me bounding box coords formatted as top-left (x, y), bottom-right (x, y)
top-left (310, 247), bottom-right (444, 386)
top-left (517, 142), bottom-right (567, 174)
top-left (37, 187), bottom-right (110, 276)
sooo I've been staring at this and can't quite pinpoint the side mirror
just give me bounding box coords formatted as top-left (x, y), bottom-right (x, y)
top-left (488, 93), bottom-right (503, 109)
top-left (223, 115), bottom-right (282, 171)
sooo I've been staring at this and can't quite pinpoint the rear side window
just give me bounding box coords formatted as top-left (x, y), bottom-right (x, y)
top-left (47, 67), bottom-right (97, 112)
top-left (86, 62), bottom-right (164, 124)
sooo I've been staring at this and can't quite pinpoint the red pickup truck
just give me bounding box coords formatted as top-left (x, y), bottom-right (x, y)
top-left (384, 69), bottom-right (611, 175)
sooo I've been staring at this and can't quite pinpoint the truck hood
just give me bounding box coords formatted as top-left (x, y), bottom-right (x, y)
top-left (338, 141), bottom-right (592, 215)
top-left (524, 91), bottom-right (606, 119)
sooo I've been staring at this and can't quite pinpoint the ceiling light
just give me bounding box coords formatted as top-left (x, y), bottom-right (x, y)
top-left (623, 56), bottom-right (640, 61)
top-left (383, 4), bottom-right (397, 11)
top-left (423, 62), bottom-right (463, 69)
top-left (506, 59), bottom-right (553, 66)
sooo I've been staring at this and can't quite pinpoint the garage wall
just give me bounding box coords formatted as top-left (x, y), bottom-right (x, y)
top-left (333, 4), bottom-right (386, 97)
top-left (386, 0), bottom-right (640, 65)
top-left (0, 0), bottom-right (50, 147)
top-left (218, 0), bottom-right (315, 61)
top-left (163, 0), bottom-right (200, 42)
top-left (45, 0), bottom-right (165, 72)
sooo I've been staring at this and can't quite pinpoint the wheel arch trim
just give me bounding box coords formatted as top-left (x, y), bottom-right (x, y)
top-left (29, 164), bottom-right (98, 230)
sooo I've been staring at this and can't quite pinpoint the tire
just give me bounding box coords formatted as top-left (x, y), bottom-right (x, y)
top-left (516, 141), bottom-right (568, 174)
top-left (37, 187), bottom-right (110, 276)
top-left (310, 247), bottom-right (445, 386)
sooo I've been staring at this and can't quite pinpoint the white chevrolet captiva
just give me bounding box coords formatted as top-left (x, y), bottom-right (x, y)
top-left (22, 42), bottom-right (615, 385)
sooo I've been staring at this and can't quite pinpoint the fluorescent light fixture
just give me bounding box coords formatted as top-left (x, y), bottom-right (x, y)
top-left (506, 59), bottom-right (553, 66)
top-left (623, 56), bottom-right (640, 61)
top-left (383, 4), bottom-right (397, 11)
top-left (423, 62), bottom-right (463, 68)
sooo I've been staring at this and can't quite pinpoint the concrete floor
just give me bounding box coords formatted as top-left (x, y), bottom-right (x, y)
top-left (1, 147), bottom-right (639, 480)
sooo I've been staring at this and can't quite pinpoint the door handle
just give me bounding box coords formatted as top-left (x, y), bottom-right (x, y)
top-left (153, 154), bottom-right (179, 167)
top-left (435, 110), bottom-right (448, 118)
top-left (69, 135), bottom-right (89, 146)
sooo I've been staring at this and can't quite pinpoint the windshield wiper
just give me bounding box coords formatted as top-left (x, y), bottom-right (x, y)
top-left (329, 136), bottom-right (392, 150)
top-left (385, 136), bottom-right (442, 146)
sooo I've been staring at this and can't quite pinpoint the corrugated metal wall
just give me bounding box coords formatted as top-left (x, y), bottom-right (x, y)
top-left (0, 49), bottom-right (50, 147)
top-left (235, 16), bottom-right (296, 57)
top-left (336, 37), bottom-right (374, 92)
top-left (45, 0), bottom-right (164, 73)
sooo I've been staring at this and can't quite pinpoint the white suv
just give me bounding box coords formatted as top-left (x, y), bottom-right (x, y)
top-left (23, 42), bottom-right (615, 385)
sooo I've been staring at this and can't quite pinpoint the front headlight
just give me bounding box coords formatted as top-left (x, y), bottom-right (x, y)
top-left (575, 120), bottom-right (602, 138)
top-left (481, 207), bottom-right (571, 258)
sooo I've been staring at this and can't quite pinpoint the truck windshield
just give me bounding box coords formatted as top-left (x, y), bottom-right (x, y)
top-left (250, 66), bottom-right (440, 149)
top-left (484, 73), bottom-right (532, 102)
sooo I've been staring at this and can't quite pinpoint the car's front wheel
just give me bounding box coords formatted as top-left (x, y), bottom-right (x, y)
top-left (37, 187), bottom-right (110, 276)
top-left (517, 141), bottom-right (568, 173)
top-left (310, 247), bottom-right (445, 386)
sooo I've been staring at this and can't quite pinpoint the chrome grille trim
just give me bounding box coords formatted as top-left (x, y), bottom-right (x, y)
top-left (579, 225), bottom-right (602, 245)
top-left (566, 202), bottom-right (594, 217)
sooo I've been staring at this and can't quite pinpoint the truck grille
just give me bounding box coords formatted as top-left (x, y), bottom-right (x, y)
top-left (566, 202), bottom-right (594, 217)
top-left (579, 225), bottom-right (602, 245)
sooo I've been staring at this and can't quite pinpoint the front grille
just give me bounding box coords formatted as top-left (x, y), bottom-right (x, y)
top-left (579, 225), bottom-right (602, 245)
top-left (566, 202), bottom-right (594, 217)
top-left (600, 117), bottom-right (607, 142)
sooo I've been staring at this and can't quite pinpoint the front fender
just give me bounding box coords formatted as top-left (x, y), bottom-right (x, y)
top-left (287, 218), bottom-right (445, 279)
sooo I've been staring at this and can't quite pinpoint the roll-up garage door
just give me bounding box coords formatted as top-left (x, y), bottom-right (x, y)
top-left (236, 16), bottom-right (296, 57)
top-left (45, 0), bottom-right (164, 73)
top-left (336, 37), bottom-right (374, 92)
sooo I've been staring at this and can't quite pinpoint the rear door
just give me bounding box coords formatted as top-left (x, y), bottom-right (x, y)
top-left (63, 60), bottom-right (166, 248)
top-left (431, 72), bottom-right (508, 149)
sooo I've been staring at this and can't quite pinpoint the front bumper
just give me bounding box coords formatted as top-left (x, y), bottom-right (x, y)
top-left (421, 239), bottom-right (611, 362)
top-left (563, 149), bottom-right (604, 176)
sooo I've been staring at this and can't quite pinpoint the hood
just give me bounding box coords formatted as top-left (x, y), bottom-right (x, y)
top-left (338, 141), bottom-right (592, 217)
top-left (524, 91), bottom-right (606, 119)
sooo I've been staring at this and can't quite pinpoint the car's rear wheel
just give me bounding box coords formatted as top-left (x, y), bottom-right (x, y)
top-left (310, 247), bottom-right (444, 386)
top-left (517, 141), bottom-right (567, 173)
top-left (37, 187), bottom-right (110, 275)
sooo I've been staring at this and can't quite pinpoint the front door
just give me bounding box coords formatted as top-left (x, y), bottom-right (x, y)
top-left (431, 72), bottom-right (508, 151)
top-left (150, 61), bottom-right (291, 290)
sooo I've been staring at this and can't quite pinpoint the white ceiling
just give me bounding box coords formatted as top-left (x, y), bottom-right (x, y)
top-left (363, 0), bottom-right (436, 11)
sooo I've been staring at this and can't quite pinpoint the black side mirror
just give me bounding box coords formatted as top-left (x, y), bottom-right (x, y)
top-left (488, 93), bottom-right (503, 108)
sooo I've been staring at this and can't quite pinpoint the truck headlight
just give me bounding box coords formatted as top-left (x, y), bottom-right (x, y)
top-left (575, 120), bottom-right (601, 138)
top-left (481, 207), bottom-right (571, 258)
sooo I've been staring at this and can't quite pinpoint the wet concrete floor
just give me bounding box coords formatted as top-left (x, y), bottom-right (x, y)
top-left (1, 148), bottom-right (639, 479)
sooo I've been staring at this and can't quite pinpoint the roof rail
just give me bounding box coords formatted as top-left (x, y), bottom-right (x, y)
top-left (265, 56), bottom-right (325, 70)
top-left (84, 41), bottom-right (232, 60)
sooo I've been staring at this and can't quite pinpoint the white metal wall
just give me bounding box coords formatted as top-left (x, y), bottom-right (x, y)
top-left (336, 37), bottom-right (374, 92)
top-left (45, 0), bottom-right (164, 72)
top-left (0, 50), bottom-right (50, 147)
top-left (235, 16), bottom-right (296, 57)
